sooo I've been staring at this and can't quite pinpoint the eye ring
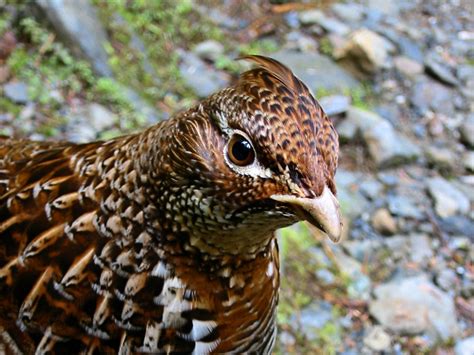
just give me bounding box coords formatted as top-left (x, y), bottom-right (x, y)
top-left (226, 134), bottom-right (255, 166)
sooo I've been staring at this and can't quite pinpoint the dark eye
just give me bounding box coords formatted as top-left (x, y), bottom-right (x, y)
top-left (227, 134), bottom-right (255, 166)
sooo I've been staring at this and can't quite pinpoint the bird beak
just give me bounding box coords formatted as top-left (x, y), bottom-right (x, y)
top-left (271, 185), bottom-right (342, 242)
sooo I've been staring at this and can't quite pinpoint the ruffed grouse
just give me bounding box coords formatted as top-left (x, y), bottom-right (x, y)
top-left (0, 55), bottom-right (341, 354)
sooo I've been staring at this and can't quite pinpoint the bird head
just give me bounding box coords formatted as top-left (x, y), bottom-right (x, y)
top-left (146, 55), bottom-right (341, 257)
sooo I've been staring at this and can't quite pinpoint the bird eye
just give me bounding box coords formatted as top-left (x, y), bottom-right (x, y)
top-left (227, 134), bottom-right (255, 166)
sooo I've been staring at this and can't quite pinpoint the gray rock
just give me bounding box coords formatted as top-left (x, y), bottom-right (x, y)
top-left (372, 208), bottom-right (397, 235)
top-left (427, 177), bottom-right (470, 218)
top-left (122, 86), bottom-right (164, 124)
top-left (319, 95), bottom-right (351, 116)
top-left (459, 114), bottom-right (474, 148)
top-left (436, 268), bottom-right (458, 292)
top-left (359, 178), bottom-right (384, 200)
top-left (409, 234), bottom-right (433, 265)
top-left (332, 3), bottom-right (364, 23)
top-left (387, 195), bottom-right (423, 219)
top-left (285, 31), bottom-right (317, 52)
top-left (335, 170), bottom-right (370, 220)
top-left (4, 81), bottom-right (29, 103)
top-left (178, 51), bottom-right (229, 98)
top-left (425, 146), bottom-right (457, 172)
top-left (343, 239), bottom-right (383, 262)
top-left (338, 29), bottom-right (392, 74)
top-left (362, 116), bottom-right (420, 167)
top-left (455, 337), bottom-right (474, 355)
top-left (367, 0), bottom-right (401, 16)
top-left (369, 275), bottom-right (459, 339)
top-left (394, 56), bottom-right (423, 79)
top-left (338, 106), bottom-right (382, 141)
top-left (316, 17), bottom-right (351, 36)
top-left (411, 77), bottom-right (455, 116)
top-left (398, 36), bottom-right (424, 63)
top-left (83, 103), bottom-right (117, 131)
top-left (425, 53), bottom-right (459, 86)
top-left (271, 50), bottom-right (360, 92)
top-left (193, 40), bottom-right (224, 62)
top-left (315, 269), bottom-right (335, 285)
top-left (295, 301), bottom-right (334, 340)
top-left (298, 10), bottom-right (324, 26)
top-left (363, 326), bottom-right (392, 352)
top-left (457, 64), bottom-right (474, 83)
top-left (37, 0), bottom-right (112, 77)
top-left (463, 151), bottom-right (474, 172)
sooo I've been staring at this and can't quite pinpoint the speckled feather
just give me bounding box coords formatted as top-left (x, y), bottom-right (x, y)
top-left (0, 56), bottom-right (338, 354)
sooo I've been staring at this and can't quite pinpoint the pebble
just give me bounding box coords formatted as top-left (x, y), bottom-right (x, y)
top-left (409, 234), bottom-right (433, 265)
top-left (459, 114), bottom-right (474, 148)
top-left (84, 103), bottom-right (117, 131)
top-left (411, 77), bottom-right (455, 116)
top-left (319, 95), bottom-right (351, 116)
top-left (339, 29), bottom-right (392, 74)
top-left (424, 146), bottom-right (457, 172)
top-left (427, 177), bottom-right (470, 218)
top-left (372, 208), bottom-right (397, 235)
top-left (193, 40), bottom-right (224, 62)
top-left (298, 10), bottom-right (324, 26)
top-left (424, 53), bottom-right (459, 86)
top-left (387, 195), bottom-right (423, 219)
top-left (393, 56), bottom-right (423, 79)
top-left (359, 179), bottom-right (384, 200)
top-left (363, 326), bottom-right (392, 352)
top-left (316, 17), bottom-right (351, 36)
top-left (369, 275), bottom-right (459, 340)
top-left (332, 3), bottom-right (364, 23)
top-left (455, 337), bottom-right (474, 355)
top-left (178, 50), bottom-right (229, 98)
top-left (463, 151), bottom-right (474, 172)
top-left (4, 81), bottom-right (29, 103)
top-left (295, 301), bottom-right (334, 340)
top-left (436, 268), bottom-right (459, 292)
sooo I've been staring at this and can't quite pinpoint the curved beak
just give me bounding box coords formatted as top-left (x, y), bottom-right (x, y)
top-left (271, 185), bottom-right (342, 242)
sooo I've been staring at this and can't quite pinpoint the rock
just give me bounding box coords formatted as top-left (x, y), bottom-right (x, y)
top-left (83, 103), bottom-right (117, 131)
top-left (298, 10), bottom-right (324, 26)
top-left (338, 29), bottom-right (392, 75)
top-left (315, 269), bottom-right (335, 285)
top-left (427, 177), bottom-right (470, 218)
top-left (283, 11), bottom-right (300, 29)
top-left (425, 146), bottom-right (457, 172)
top-left (369, 275), bottom-right (459, 339)
top-left (425, 53), bottom-right (459, 86)
top-left (455, 337), bottom-right (474, 355)
top-left (372, 208), bottom-right (397, 235)
top-left (37, 0), bottom-right (112, 77)
top-left (0, 65), bottom-right (10, 83)
top-left (335, 170), bottom-right (370, 220)
top-left (436, 268), bottom-right (458, 292)
top-left (271, 50), bottom-right (360, 92)
top-left (363, 326), bottom-right (392, 352)
top-left (285, 31), bottom-right (317, 52)
top-left (122, 86), bottom-right (164, 124)
top-left (411, 77), bottom-right (455, 116)
top-left (343, 239), bottom-right (383, 262)
top-left (459, 114), bottom-right (474, 148)
top-left (319, 95), bottom-right (351, 116)
top-left (315, 17), bottom-right (351, 36)
top-left (394, 56), bottom-right (423, 79)
top-left (463, 151), bottom-right (474, 172)
top-left (457, 64), bottom-right (474, 83)
top-left (295, 301), bottom-right (334, 340)
top-left (178, 51), bottom-right (229, 98)
top-left (398, 36), bottom-right (424, 63)
top-left (439, 216), bottom-right (474, 238)
top-left (359, 178), bottom-right (384, 200)
top-left (332, 3), bottom-right (364, 23)
top-left (387, 195), bottom-right (423, 219)
top-left (4, 81), bottom-right (29, 103)
top-left (367, 0), bottom-right (402, 16)
top-left (409, 234), bottom-right (433, 265)
top-left (338, 106), bottom-right (382, 141)
top-left (362, 116), bottom-right (420, 167)
top-left (193, 40), bottom-right (224, 62)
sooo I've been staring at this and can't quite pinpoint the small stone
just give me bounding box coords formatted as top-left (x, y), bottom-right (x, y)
top-left (394, 56), bottom-right (423, 79)
top-left (372, 208), bottom-right (397, 235)
top-left (363, 326), bottom-right (391, 352)
top-left (315, 17), bottom-right (350, 36)
top-left (463, 151), bottom-right (474, 172)
top-left (425, 53), bottom-right (459, 86)
top-left (193, 40), bottom-right (224, 62)
top-left (425, 146), bottom-right (457, 172)
top-left (295, 301), bottom-right (334, 340)
top-left (338, 106), bottom-right (382, 141)
top-left (387, 195), bottom-right (423, 219)
top-left (332, 3), bottom-right (364, 22)
top-left (459, 114), bottom-right (474, 148)
top-left (319, 95), bottom-right (351, 116)
top-left (427, 177), bottom-right (470, 218)
top-left (436, 268), bottom-right (458, 292)
top-left (409, 234), bottom-right (433, 265)
top-left (455, 337), bottom-right (474, 355)
top-left (0, 65), bottom-right (10, 83)
top-left (359, 179), bottom-right (384, 200)
top-left (369, 275), bottom-right (459, 339)
top-left (4, 81), bottom-right (29, 103)
top-left (411, 78), bottom-right (455, 116)
top-left (298, 10), bottom-right (324, 26)
top-left (84, 103), bottom-right (117, 131)
top-left (339, 29), bottom-right (392, 75)
top-left (315, 269), bottom-right (335, 284)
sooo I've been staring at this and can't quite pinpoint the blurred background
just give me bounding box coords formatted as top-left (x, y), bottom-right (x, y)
top-left (0, 0), bottom-right (473, 353)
